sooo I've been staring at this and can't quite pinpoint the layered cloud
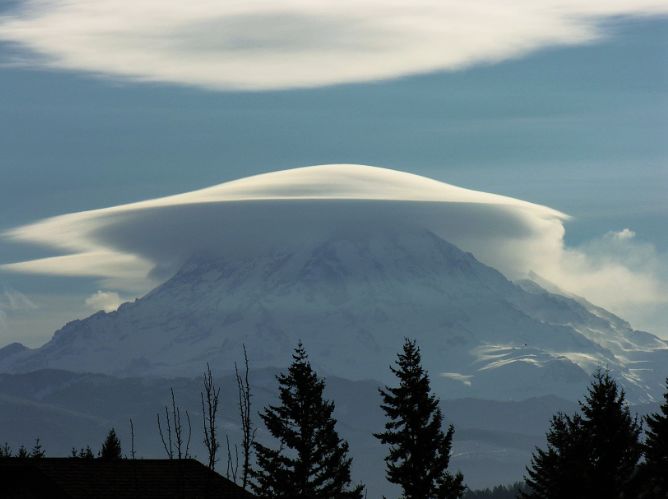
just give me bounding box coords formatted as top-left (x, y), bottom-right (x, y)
top-left (0, 164), bottom-right (566, 287)
top-left (1, 0), bottom-right (667, 90)
top-left (1, 164), bottom-right (666, 336)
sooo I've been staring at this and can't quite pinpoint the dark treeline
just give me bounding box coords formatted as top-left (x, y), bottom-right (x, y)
top-left (463, 482), bottom-right (526, 499)
top-left (0, 437), bottom-right (45, 459)
top-left (2, 339), bottom-right (667, 499)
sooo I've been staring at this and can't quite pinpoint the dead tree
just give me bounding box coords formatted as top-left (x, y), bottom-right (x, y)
top-left (226, 434), bottom-right (240, 483)
top-left (201, 363), bottom-right (221, 469)
top-left (157, 387), bottom-right (191, 459)
top-left (129, 418), bottom-right (136, 459)
top-left (235, 344), bottom-right (256, 489)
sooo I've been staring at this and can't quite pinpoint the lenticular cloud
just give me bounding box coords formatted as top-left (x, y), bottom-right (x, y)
top-left (2, 164), bottom-right (666, 335)
top-left (1, 165), bottom-right (566, 289)
top-left (0, 0), bottom-right (667, 90)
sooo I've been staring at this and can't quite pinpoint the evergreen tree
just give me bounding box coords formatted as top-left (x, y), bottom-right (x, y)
top-left (374, 338), bottom-right (464, 499)
top-left (521, 413), bottom-right (587, 498)
top-left (30, 438), bottom-right (45, 458)
top-left (639, 378), bottom-right (668, 498)
top-left (100, 428), bottom-right (122, 460)
top-left (71, 446), bottom-right (95, 459)
top-left (251, 342), bottom-right (364, 499)
top-left (523, 370), bottom-right (642, 499)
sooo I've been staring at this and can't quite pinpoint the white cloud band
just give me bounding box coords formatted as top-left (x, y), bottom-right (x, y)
top-left (1, 0), bottom-right (667, 90)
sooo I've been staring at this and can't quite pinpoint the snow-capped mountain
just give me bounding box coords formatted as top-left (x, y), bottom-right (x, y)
top-left (2, 226), bottom-right (666, 402)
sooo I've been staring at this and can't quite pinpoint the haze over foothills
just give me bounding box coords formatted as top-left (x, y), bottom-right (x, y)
top-left (0, 1), bottom-right (666, 347)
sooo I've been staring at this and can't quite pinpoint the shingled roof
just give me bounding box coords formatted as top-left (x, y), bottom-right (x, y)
top-left (0, 458), bottom-right (255, 499)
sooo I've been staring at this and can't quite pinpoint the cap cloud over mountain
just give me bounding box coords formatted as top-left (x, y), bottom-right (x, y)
top-left (2, 164), bottom-right (664, 331)
top-left (2, 164), bottom-right (566, 286)
top-left (0, 165), bottom-right (666, 402)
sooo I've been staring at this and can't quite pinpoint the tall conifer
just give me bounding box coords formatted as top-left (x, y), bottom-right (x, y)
top-left (375, 338), bottom-right (464, 499)
top-left (522, 413), bottom-right (587, 498)
top-left (251, 342), bottom-right (364, 499)
top-left (639, 378), bottom-right (668, 498)
top-left (523, 370), bottom-right (642, 498)
top-left (100, 428), bottom-right (122, 460)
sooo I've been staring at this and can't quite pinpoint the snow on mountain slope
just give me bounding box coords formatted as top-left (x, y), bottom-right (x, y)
top-left (2, 227), bottom-right (666, 402)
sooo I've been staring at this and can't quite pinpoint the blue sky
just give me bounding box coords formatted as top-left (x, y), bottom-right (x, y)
top-left (0, 2), bottom-right (666, 345)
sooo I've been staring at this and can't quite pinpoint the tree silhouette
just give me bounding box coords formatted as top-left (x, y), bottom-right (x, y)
top-left (235, 344), bottom-right (256, 490)
top-left (523, 370), bottom-right (642, 498)
top-left (522, 413), bottom-right (587, 498)
top-left (201, 364), bottom-right (221, 469)
top-left (30, 438), bottom-right (45, 458)
top-left (251, 342), bottom-right (364, 498)
top-left (157, 387), bottom-right (191, 459)
top-left (375, 338), bottom-right (464, 499)
top-left (0, 438), bottom-right (45, 458)
top-left (638, 378), bottom-right (668, 498)
top-left (71, 446), bottom-right (94, 459)
top-left (100, 428), bottom-right (122, 460)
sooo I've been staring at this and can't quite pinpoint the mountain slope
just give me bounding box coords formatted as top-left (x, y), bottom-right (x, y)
top-left (2, 228), bottom-right (666, 402)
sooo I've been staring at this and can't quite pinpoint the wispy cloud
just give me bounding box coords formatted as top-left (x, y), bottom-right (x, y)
top-left (0, 285), bottom-right (37, 337)
top-left (0, 1), bottom-right (666, 90)
top-left (1, 286), bottom-right (37, 311)
top-left (551, 229), bottom-right (668, 334)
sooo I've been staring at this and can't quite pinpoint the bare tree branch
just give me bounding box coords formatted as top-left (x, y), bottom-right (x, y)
top-left (157, 410), bottom-right (173, 459)
top-left (129, 418), bottom-right (136, 459)
top-left (235, 344), bottom-right (255, 489)
top-left (201, 363), bottom-right (221, 469)
top-left (157, 387), bottom-right (190, 459)
top-left (226, 434), bottom-right (239, 483)
top-left (185, 410), bottom-right (192, 459)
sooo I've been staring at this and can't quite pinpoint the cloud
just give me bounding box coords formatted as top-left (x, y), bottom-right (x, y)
top-left (0, 164), bottom-right (567, 287)
top-left (610, 228), bottom-right (636, 241)
top-left (0, 285), bottom-right (37, 337)
top-left (0, 1), bottom-right (666, 90)
top-left (0, 286), bottom-right (37, 311)
top-left (440, 372), bottom-right (473, 387)
top-left (0, 164), bottom-right (666, 336)
top-left (550, 228), bottom-right (668, 334)
top-left (84, 290), bottom-right (123, 313)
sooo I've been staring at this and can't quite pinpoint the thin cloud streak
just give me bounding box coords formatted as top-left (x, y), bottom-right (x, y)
top-left (0, 0), bottom-right (666, 90)
top-left (0, 285), bottom-right (37, 339)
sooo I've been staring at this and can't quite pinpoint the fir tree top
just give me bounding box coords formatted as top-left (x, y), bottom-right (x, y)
top-left (252, 342), bottom-right (364, 499)
top-left (375, 338), bottom-right (464, 499)
top-left (523, 369), bottom-right (642, 499)
top-left (580, 369), bottom-right (642, 493)
top-left (100, 428), bottom-right (122, 461)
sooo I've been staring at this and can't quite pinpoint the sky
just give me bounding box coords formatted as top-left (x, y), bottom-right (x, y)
top-left (0, 1), bottom-right (666, 346)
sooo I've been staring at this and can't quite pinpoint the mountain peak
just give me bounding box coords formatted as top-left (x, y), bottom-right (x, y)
top-left (2, 229), bottom-right (665, 402)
